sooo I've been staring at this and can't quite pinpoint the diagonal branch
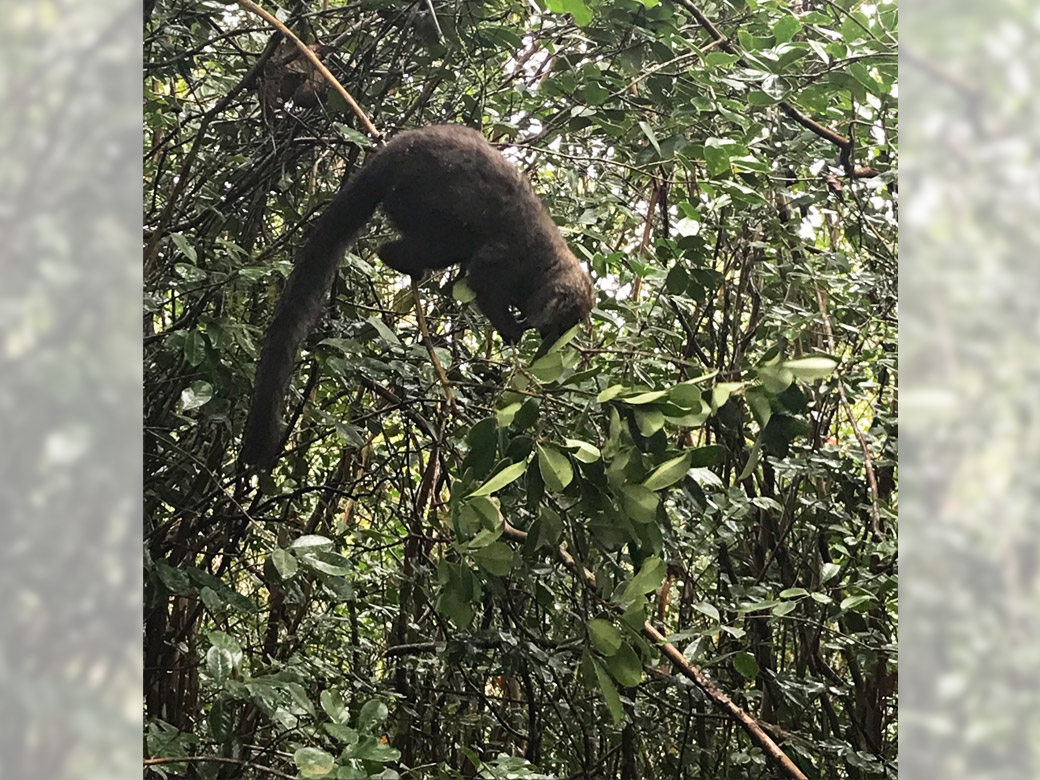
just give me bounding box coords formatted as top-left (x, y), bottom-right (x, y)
top-left (500, 521), bottom-right (811, 780)
top-left (814, 284), bottom-right (884, 538)
top-left (670, 0), bottom-right (879, 179)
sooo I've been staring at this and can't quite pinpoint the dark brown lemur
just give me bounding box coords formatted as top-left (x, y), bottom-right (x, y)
top-left (240, 124), bottom-right (596, 468)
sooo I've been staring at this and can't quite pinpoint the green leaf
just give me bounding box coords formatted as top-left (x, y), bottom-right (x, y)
top-left (209, 699), bottom-right (233, 742)
top-left (436, 587), bottom-right (474, 629)
top-left (320, 689), bottom-right (349, 723)
top-left (534, 505), bottom-right (563, 549)
top-left (469, 460), bottom-right (528, 496)
top-left (183, 330), bottom-right (207, 366)
top-left (745, 386), bottom-right (772, 426)
top-left (642, 453), bottom-right (691, 491)
top-left (722, 180), bottom-right (769, 206)
top-left (849, 62), bottom-right (882, 96)
top-left (546, 0), bottom-right (592, 25)
top-left (589, 618), bottom-right (623, 656)
top-left (638, 121), bottom-right (662, 155)
top-left (730, 155), bottom-right (770, 174)
top-left (357, 699), bottom-right (389, 733)
top-left (621, 484), bottom-right (659, 524)
top-left (351, 738), bottom-right (401, 762)
top-left (583, 81), bottom-right (610, 106)
top-left (294, 747), bottom-right (335, 778)
top-left (367, 315), bottom-right (401, 345)
top-left (619, 389), bottom-right (669, 405)
top-left (496, 402), bottom-right (522, 427)
top-left (290, 535), bottom-right (334, 552)
top-left (467, 524), bottom-right (504, 549)
top-left (689, 467), bottom-right (724, 488)
top-left (154, 560), bottom-right (192, 594)
top-left (809, 39), bottom-right (830, 63)
top-left (537, 444), bottom-right (574, 492)
top-left (470, 542), bottom-right (514, 576)
top-left (530, 351), bottom-right (564, 383)
top-left (270, 548), bottom-right (298, 580)
top-left (238, 266), bottom-right (270, 281)
top-left (333, 123), bottom-right (370, 147)
top-left (738, 599), bottom-right (781, 613)
top-left (299, 551), bottom-right (352, 577)
top-left (180, 380), bottom-right (212, 411)
top-left (547, 323), bottom-right (580, 352)
top-left (452, 278), bottom-right (476, 302)
top-left (323, 723), bottom-right (359, 744)
top-left (820, 561), bottom-right (841, 584)
top-left (512, 397), bottom-right (541, 430)
top-left (456, 501), bottom-right (488, 538)
top-left (564, 438), bottom-right (601, 463)
top-left (757, 361), bottom-right (795, 393)
top-left (703, 143), bottom-right (730, 176)
top-left (669, 383), bottom-right (708, 408)
top-left (603, 641), bottom-right (644, 687)
top-left (170, 233), bottom-right (198, 263)
top-left (780, 587), bottom-right (808, 598)
top-left (737, 30), bottom-right (773, 50)
top-left (633, 407), bottom-right (665, 437)
top-left (460, 496), bottom-right (502, 531)
top-left (840, 594), bottom-right (877, 612)
top-left (622, 556), bottom-right (666, 603)
top-left (783, 356), bottom-right (838, 380)
top-left (711, 382), bottom-right (742, 411)
top-left (692, 602), bottom-right (720, 622)
top-left (465, 416), bottom-right (498, 449)
top-left (285, 682), bottom-right (316, 716)
top-left (774, 14), bottom-right (801, 43)
top-left (174, 262), bottom-right (206, 282)
top-left (472, 497), bottom-right (505, 528)
top-left (666, 264), bottom-right (688, 294)
top-left (206, 646), bottom-right (234, 684)
top-left (189, 569), bottom-right (258, 613)
top-left (688, 445), bottom-right (725, 467)
top-left (761, 414), bottom-right (810, 457)
top-left (733, 651), bottom-right (759, 680)
top-left (736, 439), bottom-right (762, 482)
top-left (597, 384), bottom-right (625, 402)
top-left (747, 90), bottom-right (779, 107)
top-left (593, 659), bottom-right (625, 725)
top-left (704, 51), bottom-right (739, 67)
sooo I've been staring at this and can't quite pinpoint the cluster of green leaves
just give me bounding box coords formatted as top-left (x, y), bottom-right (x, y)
top-left (145, 0), bottom-right (896, 777)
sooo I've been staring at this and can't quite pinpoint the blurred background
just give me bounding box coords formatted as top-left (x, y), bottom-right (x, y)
top-left (0, 1), bottom-right (141, 779)
top-left (900, 0), bottom-right (1040, 777)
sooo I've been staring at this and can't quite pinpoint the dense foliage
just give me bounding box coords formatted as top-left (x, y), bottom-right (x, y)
top-left (144, 0), bottom-right (897, 777)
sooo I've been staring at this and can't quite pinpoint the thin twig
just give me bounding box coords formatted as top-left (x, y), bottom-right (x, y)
top-left (410, 279), bottom-right (456, 409)
top-left (144, 755), bottom-right (297, 779)
top-left (814, 284), bottom-right (883, 538)
top-left (143, 37), bottom-right (279, 279)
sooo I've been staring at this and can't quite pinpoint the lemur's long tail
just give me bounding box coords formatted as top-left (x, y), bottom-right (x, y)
top-left (240, 163), bottom-right (385, 468)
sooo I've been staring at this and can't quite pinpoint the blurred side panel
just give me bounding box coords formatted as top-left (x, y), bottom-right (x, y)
top-left (902, 0), bottom-right (1040, 777)
top-left (0, 1), bottom-right (142, 779)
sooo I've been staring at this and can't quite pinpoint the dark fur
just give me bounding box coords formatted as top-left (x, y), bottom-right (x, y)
top-left (241, 125), bottom-right (595, 467)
